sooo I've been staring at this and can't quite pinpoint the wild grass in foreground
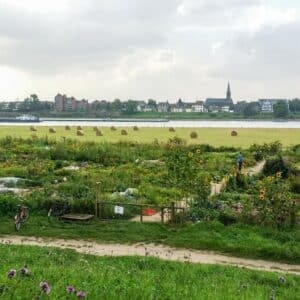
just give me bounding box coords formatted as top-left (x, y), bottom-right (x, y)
top-left (0, 216), bottom-right (299, 264)
top-left (0, 244), bottom-right (299, 300)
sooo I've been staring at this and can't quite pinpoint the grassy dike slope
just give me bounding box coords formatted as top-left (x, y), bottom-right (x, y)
top-left (0, 244), bottom-right (299, 299)
top-left (0, 126), bottom-right (299, 148)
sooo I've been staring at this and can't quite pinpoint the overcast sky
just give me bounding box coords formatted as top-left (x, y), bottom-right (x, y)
top-left (0, 0), bottom-right (300, 102)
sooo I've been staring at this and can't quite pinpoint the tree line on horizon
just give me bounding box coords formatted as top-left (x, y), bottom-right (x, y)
top-left (0, 94), bottom-right (300, 119)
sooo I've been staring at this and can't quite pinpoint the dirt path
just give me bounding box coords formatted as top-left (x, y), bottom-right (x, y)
top-left (1, 235), bottom-right (299, 276)
top-left (245, 160), bottom-right (266, 176)
top-left (210, 160), bottom-right (266, 197)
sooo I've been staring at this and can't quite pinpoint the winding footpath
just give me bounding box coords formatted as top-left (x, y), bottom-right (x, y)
top-left (1, 235), bottom-right (299, 276)
top-left (210, 160), bottom-right (266, 196)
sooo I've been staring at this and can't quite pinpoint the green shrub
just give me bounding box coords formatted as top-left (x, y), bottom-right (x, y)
top-left (218, 210), bottom-right (237, 225)
top-left (290, 176), bottom-right (300, 193)
top-left (263, 155), bottom-right (290, 178)
top-left (0, 194), bottom-right (20, 215)
top-left (249, 141), bottom-right (282, 159)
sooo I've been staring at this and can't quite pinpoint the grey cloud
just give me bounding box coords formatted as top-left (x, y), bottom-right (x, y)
top-left (211, 22), bottom-right (300, 80)
top-left (0, 0), bottom-right (180, 74)
top-left (177, 0), bottom-right (261, 27)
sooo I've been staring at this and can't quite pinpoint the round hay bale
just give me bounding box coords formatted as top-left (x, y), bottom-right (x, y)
top-left (93, 126), bottom-right (99, 131)
top-left (121, 129), bottom-right (128, 136)
top-left (65, 125), bottom-right (71, 130)
top-left (111, 126), bottom-right (117, 131)
top-left (133, 126), bottom-right (139, 131)
top-left (169, 127), bottom-right (176, 132)
top-left (96, 130), bottom-right (103, 136)
top-left (231, 130), bottom-right (238, 137)
top-left (77, 130), bottom-right (84, 136)
top-left (30, 126), bottom-right (37, 131)
top-left (49, 128), bottom-right (56, 133)
top-left (190, 131), bottom-right (198, 139)
top-left (77, 125), bottom-right (83, 130)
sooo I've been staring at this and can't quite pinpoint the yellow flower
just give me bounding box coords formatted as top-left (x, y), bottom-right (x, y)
top-left (259, 194), bottom-right (265, 201)
top-left (276, 172), bottom-right (282, 178)
top-left (188, 152), bottom-right (193, 158)
top-left (259, 187), bottom-right (266, 195)
top-left (196, 149), bottom-right (201, 154)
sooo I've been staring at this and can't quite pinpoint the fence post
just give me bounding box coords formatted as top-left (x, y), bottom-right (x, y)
top-left (95, 181), bottom-right (101, 218)
top-left (171, 202), bottom-right (175, 224)
top-left (140, 205), bottom-right (143, 222)
top-left (98, 202), bottom-right (102, 220)
top-left (161, 207), bottom-right (164, 223)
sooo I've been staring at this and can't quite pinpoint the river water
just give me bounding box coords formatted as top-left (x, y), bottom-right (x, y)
top-left (0, 119), bottom-right (300, 128)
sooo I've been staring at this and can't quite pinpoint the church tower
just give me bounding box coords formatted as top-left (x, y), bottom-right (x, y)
top-left (226, 82), bottom-right (231, 100)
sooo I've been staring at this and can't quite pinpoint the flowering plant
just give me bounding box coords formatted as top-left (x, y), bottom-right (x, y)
top-left (252, 172), bottom-right (295, 228)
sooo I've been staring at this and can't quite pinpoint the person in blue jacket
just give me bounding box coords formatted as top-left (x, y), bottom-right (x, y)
top-left (237, 152), bottom-right (243, 172)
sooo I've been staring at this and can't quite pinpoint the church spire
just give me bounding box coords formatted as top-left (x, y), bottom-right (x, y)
top-left (226, 82), bottom-right (231, 100)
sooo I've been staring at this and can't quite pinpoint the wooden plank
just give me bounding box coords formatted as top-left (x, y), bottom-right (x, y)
top-left (61, 214), bottom-right (94, 221)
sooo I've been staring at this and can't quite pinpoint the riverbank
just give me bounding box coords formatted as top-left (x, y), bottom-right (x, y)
top-left (1, 111), bottom-right (300, 120)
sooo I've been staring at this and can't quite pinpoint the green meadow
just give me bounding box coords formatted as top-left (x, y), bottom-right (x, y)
top-left (0, 126), bottom-right (299, 148)
top-left (0, 244), bottom-right (299, 300)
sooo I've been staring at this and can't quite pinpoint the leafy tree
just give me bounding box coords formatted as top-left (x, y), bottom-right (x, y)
top-left (147, 99), bottom-right (157, 108)
top-left (123, 100), bottom-right (138, 114)
top-left (111, 99), bottom-right (123, 112)
top-left (273, 101), bottom-right (289, 118)
top-left (242, 102), bottom-right (260, 117)
top-left (289, 98), bottom-right (300, 112)
top-left (234, 101), bottom-right (247, 113)
top-left (20, 94), bottom-right (41, 112)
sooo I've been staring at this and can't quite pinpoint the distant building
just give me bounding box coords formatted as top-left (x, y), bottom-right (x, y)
top-left (0, 102), bottom-right (11, 111)
top-left (54, 94), bottom-right (65, 111)
top-left (54, 93), bottom-right (89, 112)
top-left (142, 104), bottom-right (155, 112)
top-left (258, 99), bottom-right (289, 113)
top-left (157, 102), bottom-right (170, 113)
top-left (191, 101), bottom-right (205, 112)
top-left (136, 101), bottom-right (147, 112)
top-left (64, 96), bottom-right (77, 111)
top-left (170, 99), bottom-right (186, 113)
top-left (205, 83), bottom-right (234, 112)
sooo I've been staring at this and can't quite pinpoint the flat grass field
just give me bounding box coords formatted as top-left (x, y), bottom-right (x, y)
top-left (0, 126), bottom-right (299, 148)
top-left (1, 244), bottom-right (299, 300)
